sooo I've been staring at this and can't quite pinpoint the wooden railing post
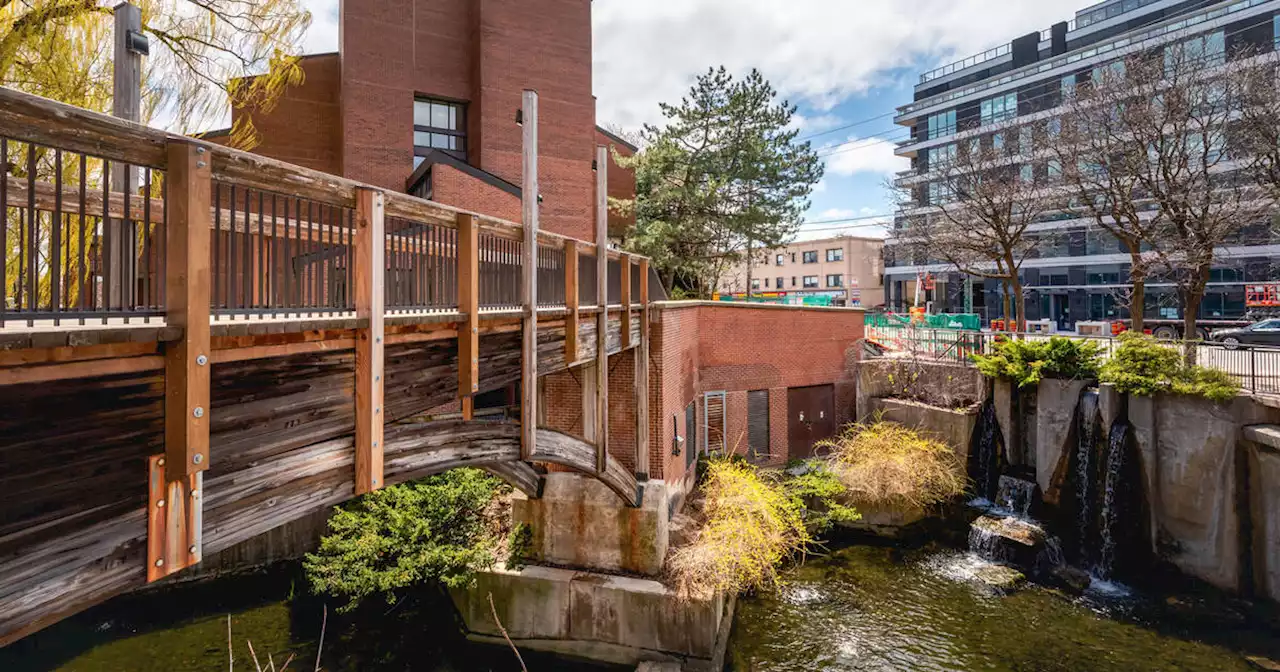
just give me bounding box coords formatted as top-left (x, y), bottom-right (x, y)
top-left (521, 89), bottom-right (539, 461)
top-left (564, 240), bottom-right (579, 364)
top-left (354, 188), bottom-right (386, 495)
top-left (621, 254), bottom-right (632, 349)
top-left (150, 139), bottom-right (212, 581)
top-left (636, 258), bottom-right (650, 480)
top-left (595, 145), bottom-right (609, 474)
top-left (458, 213), bottom-right (479, 419)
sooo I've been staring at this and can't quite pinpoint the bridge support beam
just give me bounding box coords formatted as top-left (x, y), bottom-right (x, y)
top-left (521, 89), bottom-right (540, 461)
top-left (458, 213), bottom-right (479, 419)
top-left (354, 188), bottom-right (386, 495)
top-left (595, 144), bottom-right (609, 474)
top-left (150, 140), bottom-right (212, 581)
top-left (621, 254), bottom-right (632, 349)
top-left (564, 239), bottom-right (579, 364)
top-left (637, 258), bottom-right (650, 480)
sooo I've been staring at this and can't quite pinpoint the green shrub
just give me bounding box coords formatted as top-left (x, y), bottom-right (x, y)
top-left (817, 421), bottom-right (967, 509)
top-left (781, 462), bottom-right (861, 533)
top-left (1099, 332), bottom-right (1240, 402)
top-left (971, 336), bottom-right (1103, 387)
top-left (304, 469), bottom-right (509, 612)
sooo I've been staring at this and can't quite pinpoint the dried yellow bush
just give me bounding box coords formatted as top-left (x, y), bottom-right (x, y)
top-left (818, 421), bottom-right (966, 509)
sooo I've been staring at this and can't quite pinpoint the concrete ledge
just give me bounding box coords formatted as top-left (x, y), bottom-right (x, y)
top-left (1245, 425), bottom-right (1280, 452)
top-left (451, 564), bottom-right (729, 671)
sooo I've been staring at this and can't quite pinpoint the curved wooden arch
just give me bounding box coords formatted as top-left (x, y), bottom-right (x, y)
top-left (382, 421), bottom-right (638, 507)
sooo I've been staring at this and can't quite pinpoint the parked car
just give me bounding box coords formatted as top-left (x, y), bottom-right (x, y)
top-left (1209, 319), bottom-right (1280, 348)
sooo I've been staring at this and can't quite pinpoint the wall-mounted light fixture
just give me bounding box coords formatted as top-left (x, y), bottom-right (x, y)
top-left (671, 414), bottom-right (684, 456)
top-left (126, 29), bottom-right (150, 56)
top-left (515, 109), bottom-right (524, 126)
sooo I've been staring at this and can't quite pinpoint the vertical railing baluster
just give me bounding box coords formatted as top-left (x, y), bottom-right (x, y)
top-left (213, 183), bottom-right (222, 312)
top-left (124, 162), bottom-right (135, 318)
top-left (0, 138), bottom-right (7, 326)
top-left (51, 149), bottom-right (63, 322)
top-left (26, 146), bottom-right (37, 322)
top-left (143, 168), bottom-right (153, 313)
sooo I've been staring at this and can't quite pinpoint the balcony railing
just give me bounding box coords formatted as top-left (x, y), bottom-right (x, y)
top-left (0, 85), bottom-right (649, 329)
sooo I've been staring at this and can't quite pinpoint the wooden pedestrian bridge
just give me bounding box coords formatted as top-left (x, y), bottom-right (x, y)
top-left (0, 87), bottom-right (657, 646)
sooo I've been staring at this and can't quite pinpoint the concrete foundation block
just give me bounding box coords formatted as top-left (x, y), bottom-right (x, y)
top-left (1035, 378), bottom-right (1092, 506)
top-left (868, 397), bottom-right (978, 465)
top-left (452, 565), bottom-right (729, 671)
top-left (513, 473), bottom-right (670, 576)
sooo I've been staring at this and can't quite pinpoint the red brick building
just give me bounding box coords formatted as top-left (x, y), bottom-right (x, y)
top-left (227, 0), bottom-right (637, 243)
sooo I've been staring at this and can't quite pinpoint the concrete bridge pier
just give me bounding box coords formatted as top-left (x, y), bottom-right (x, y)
top-left (449, 472), bottom-right (733, 671)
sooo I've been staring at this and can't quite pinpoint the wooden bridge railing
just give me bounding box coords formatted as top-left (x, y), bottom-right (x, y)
top-left (0, 86), bottom-right (655, 591)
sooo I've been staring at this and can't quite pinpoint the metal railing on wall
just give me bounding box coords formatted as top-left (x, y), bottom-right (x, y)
top-left (866, 324), bottom-right (1280, 396)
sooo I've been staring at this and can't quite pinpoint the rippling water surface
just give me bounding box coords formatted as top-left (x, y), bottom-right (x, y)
top-left (730, 545), bottom-right (1280, 672)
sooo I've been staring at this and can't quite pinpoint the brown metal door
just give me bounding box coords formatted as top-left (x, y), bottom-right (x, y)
top-left (787, 384), bottom-right (836, 460)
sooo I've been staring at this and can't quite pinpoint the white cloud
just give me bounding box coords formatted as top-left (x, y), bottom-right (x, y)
top-left (300, 0), bottom-right (339, 54)
top-left (594, 0), bottom-right (1084, 130)
top-left (859, 207), bottom-right (878, 216)
top-left (819, 208), bottom-right (857, 220)
top-left (823, 135), bottom-right (906, 177)
top-left (789, 113), bottom-right (846, 136)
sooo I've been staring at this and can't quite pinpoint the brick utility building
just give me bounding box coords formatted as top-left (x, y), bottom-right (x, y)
top-left (215, 0), bottom-right (637, 242)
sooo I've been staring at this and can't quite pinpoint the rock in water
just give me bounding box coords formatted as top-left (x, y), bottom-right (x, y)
top-left (971, 564), bottom-right (1027, 593)
top-left (968, 515), bottom-right (1048, 568)
top-left (1047, 566), bottom-right (1092, 596)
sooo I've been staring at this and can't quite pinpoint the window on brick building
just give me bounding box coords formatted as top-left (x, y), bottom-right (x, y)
top-left (776, 254), bottom-right (784, 266)
top-left (802, 251), bottom-right (818, 264)
top-left (803, 276), bottom-right (819, 288)
top-left (776, 277), bottom-right (784, 289)
top-left (827, 274), bottom-right (844, 288)
top-left (414, 98), bottom-right (467, 166)
top-left (791, 276), bottom-right (797, 287)
top-left (751, 278), bottom-right (760, 290)
top-left (826, 248), bottom-right (844, 262)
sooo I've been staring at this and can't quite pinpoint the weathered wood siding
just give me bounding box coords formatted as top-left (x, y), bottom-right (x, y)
top-left (0, 314), bottom-right (639, 646)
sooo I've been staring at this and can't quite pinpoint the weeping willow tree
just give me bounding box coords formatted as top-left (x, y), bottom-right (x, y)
top-left (0, 0), bottom-right (310, 310)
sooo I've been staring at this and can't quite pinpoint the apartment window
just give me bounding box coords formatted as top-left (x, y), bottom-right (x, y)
top-left (802, 251), bottom-right (818, 264)
top-left (413, 98), bottom-right (467, 165)
top-left (1047, 159), bottom-right (1063, 182)
top-left (826, 274), bottom-right (844, 288)
top-left (928, 109), bottom-right (957, 139)
top-left (1018, 126), bottom-right (1032, 154)
top-left (751, 278), bottom-right (761, 290)
top-left (826, 248), bottom-right (844, 262)
top-left (980, 91), bottom-right (1017, 125)
top-left (1165, 31), bottom-right (1224, 75)
top-left (791, 276), bottom-right (797, 287)
top-left (931, 143), bottom-right (957, 167)
top-left (803, 276), bottom-right (819, 288)
top-left (992, 132), bottom-right (1004, 150)
top-left (1061, 75), bottom-right (1076, 100)
top-left (1092, 60), bottom-right (1126, 85)
top-left (775, 254), bottom-right (785, 266)
top-left (791, 253), bottom-right (797, 263)
top-left (776, 277), bottom-right (784, 289)
top-left (1020, 164), bottom-right (1034, 183)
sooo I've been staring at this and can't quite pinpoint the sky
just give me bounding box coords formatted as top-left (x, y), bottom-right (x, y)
top-left (298, 0), bottom-right (1092, 240)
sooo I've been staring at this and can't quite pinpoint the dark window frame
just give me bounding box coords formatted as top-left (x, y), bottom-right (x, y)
top-left (802, 251), bottom-right (818, 264)
top-left (413, 96), bottom-right (468, 164)
top-left (826, 248), bottom-right (844, 262)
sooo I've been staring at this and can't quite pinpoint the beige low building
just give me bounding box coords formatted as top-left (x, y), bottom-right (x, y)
top-left (718, 235), bottom-right (885, 308)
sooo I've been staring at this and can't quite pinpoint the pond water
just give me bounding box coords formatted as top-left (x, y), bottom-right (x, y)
top-left (730, 544), bottom-right (1280, 672)
top-left (7, 545), bottom-right (1280, 671)
top-left (1, 566), bottom-right (622, 672)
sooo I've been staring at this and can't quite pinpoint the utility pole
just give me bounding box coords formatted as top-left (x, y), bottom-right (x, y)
top-left (111, 2), bottom-right (146, 309)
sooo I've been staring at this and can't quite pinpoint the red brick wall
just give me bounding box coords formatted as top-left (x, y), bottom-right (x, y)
top-left (335, 0), bottom-right (595, 241)
top-left (429, 164), bottom-right (523, 223)
top-left (228, 54), bottom-right (342, 174)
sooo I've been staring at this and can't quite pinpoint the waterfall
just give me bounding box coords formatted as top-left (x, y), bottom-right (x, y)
top-left (969, 521), bottom-right (1018, 564)
top-left (971, 399), bottom-right (1004, 502)
top-left (996, 475), bottom-right (1037, 517)
top-left (1096, 420), bottom-right (1133, 580)
top-left (1072, 389), bottom-right (1101, 567)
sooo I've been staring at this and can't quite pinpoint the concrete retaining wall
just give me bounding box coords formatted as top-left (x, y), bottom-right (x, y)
top-left (452, 565), bottom-right (730, 671)
top-left (867, 397), bottom-right (978, 465)
top-left (1034, 378), bottom-right (1092, 506)
top-left (855, 360), bottom-right (985, 423)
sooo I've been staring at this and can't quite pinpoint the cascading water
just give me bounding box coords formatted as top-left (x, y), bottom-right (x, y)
top-left (1072, 389), bottom-right (1101, 567)
top-left (1096, 420), bottom-right (1137, 580)
top-left (971, 399), bottom-right (1004, 502)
